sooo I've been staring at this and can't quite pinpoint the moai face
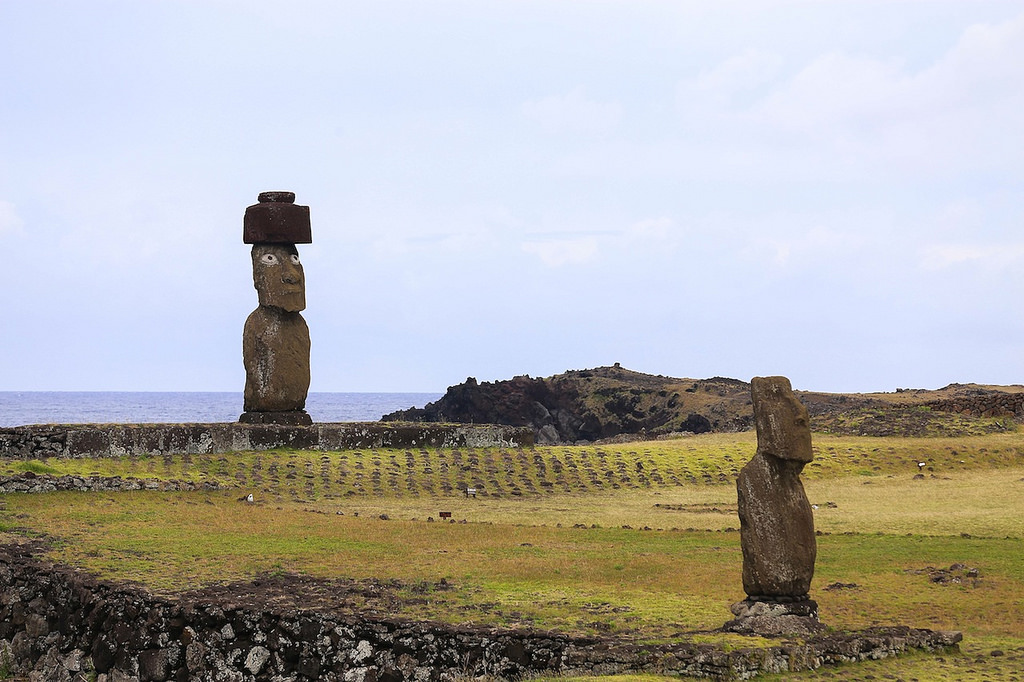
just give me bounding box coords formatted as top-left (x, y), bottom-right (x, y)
top-left (252, 243), bottom-right (305, 312)
top-left (751, 376), bottom-right (813, 463)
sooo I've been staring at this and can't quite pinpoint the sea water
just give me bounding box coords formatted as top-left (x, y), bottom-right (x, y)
top-left (0, 392), bottom-right (441, 427)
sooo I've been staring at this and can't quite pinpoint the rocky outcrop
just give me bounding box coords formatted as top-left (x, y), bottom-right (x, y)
top-left (384, 367), bottom-right (1024, 444)
top-left (0, 543), bottom-right (962, 681)
top-left (383, 366), bottom-right (754, 444)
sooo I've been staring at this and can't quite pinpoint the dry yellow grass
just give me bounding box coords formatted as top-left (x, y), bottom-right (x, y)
top-left (806, 467), bottom-right (1024, 537)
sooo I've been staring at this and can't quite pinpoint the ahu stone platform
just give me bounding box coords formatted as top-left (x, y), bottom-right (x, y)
top-left (0, 422), bottom-right (534, 460)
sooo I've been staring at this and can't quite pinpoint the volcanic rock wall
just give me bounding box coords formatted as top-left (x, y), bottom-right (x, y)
top-left (0, 423), bottom-right (533, 460)
top-left (0, 545), bottom-right (961, 682)
top-left (0, 473), bottom-right (223, 495)
top-left (925, 393), bottom-right (1024, 419)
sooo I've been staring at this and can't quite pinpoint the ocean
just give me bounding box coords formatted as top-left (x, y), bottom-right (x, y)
top-left (0, 392), bottom-right (442, 427)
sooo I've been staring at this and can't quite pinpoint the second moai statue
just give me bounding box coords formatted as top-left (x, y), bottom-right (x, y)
top-left (239, 191), bottom-right (313, 426)
top-left (726, 375), bottom-right (823, 635)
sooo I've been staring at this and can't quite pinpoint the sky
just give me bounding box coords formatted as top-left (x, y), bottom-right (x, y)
top-left (1, 1), bottom-right (1022, 394)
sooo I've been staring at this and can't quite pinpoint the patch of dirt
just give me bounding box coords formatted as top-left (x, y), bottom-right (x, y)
top-left (654, 502), bottom-right (738, 514)
top-left (173, 573), bottom-right (455, 618)
top-left (823, 582), bottom-right (860, 591)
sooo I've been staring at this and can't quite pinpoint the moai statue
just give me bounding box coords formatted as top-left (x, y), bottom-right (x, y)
top-left (238, 191), bottom-right (313, 426)
top-left (725, 375), bottom-right (823, 635)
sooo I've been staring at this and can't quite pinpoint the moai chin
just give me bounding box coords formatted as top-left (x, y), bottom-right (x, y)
top-left (238, 191), bottom-right (313, 426)
top-left (725, 376), bottom-right (824, 635)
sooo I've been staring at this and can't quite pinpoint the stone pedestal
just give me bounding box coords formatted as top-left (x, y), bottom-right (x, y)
top-left (238, 410), bottom-right (312, 426)
top-left (723, 598), bottom-right (826, 636)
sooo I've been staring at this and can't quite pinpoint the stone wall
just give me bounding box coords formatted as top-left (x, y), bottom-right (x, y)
top-left (925, 394), bottom-right (1024, 419)
top-left (0, 544), bottom-right (961, 682)
top-left (0, 423), bottom-right (533, 460)
top-left (0, 473), bottom-right (224, 495)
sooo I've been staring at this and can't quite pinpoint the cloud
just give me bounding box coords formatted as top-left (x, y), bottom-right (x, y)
top-left (522, 236), bottom-right (599, 267)
top-left (920, 243), bottom-right (1024, 272)
top-left (751, 52), bottom-right (910, 133)
top-left (519, 216), bottom-right (678, 268)
top-left (777, 13), bottom-right (1021, 157)
top-left (933, 12), bottom-right (1024, 101)
top-left (678, 48), bottom-right (784, 111)
top-left (671, 11), bottom-right (1024, 181)
top-left (0, 201), bottom-right (25, 238)
top-left (521, 87), bottom-right (622, 134)
top-left (624, 217), bottom-right (674, 242)
top-left (731, 213), bottom-right (880, 273)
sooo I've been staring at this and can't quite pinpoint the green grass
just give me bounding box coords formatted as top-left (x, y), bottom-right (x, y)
top-left (7, 487), bottom-right (1020, 642)
top-left (4, 432), bottom-right (1022, 499)
top-left (2, 430), bottom-right (1024, 679)
top-left (9, 460), bottom-right (61, 475)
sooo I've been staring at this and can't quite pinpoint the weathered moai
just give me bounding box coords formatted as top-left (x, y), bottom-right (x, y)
top-left (238, 191), bottom-right (313, 426)
top-left (725, 375), bottom-right (823, 635)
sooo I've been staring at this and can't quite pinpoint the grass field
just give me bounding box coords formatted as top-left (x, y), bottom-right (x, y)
top-left (2, 431), bottom-right (1024, 680)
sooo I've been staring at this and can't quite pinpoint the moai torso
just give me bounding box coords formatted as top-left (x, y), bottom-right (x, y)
top-left (243, 306), bottom-right (310, 413)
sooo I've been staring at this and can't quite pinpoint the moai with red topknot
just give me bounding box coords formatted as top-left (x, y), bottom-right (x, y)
top-left (239, 191), bottom-right (313, 426)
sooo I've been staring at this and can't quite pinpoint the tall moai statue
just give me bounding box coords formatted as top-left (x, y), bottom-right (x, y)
top-left (239, 191), bottom-right (313, 426)
top-left (725, 375), bottom-right (823, 635)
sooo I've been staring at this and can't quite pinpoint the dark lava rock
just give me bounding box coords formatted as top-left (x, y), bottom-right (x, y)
top-left (382, 365), bottom-right (753, 444)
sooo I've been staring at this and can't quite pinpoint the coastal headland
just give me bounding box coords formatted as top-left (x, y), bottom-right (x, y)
top-left (384, 364), bottom-right (1024, 443)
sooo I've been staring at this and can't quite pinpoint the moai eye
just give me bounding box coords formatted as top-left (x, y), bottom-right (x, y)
top-left (260, 253), bottom-right (280, 266)
top-left (290, 254), bottom-right (301, 265)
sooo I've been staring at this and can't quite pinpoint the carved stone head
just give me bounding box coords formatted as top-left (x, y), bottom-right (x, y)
top-left (751, 376), bottom-right (813, 463)
top-left (251, 243), bottom-right (305, 312)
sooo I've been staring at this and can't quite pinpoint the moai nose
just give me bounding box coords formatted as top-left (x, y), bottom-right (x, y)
top-left (281, 260), bottom-right (301, 284)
